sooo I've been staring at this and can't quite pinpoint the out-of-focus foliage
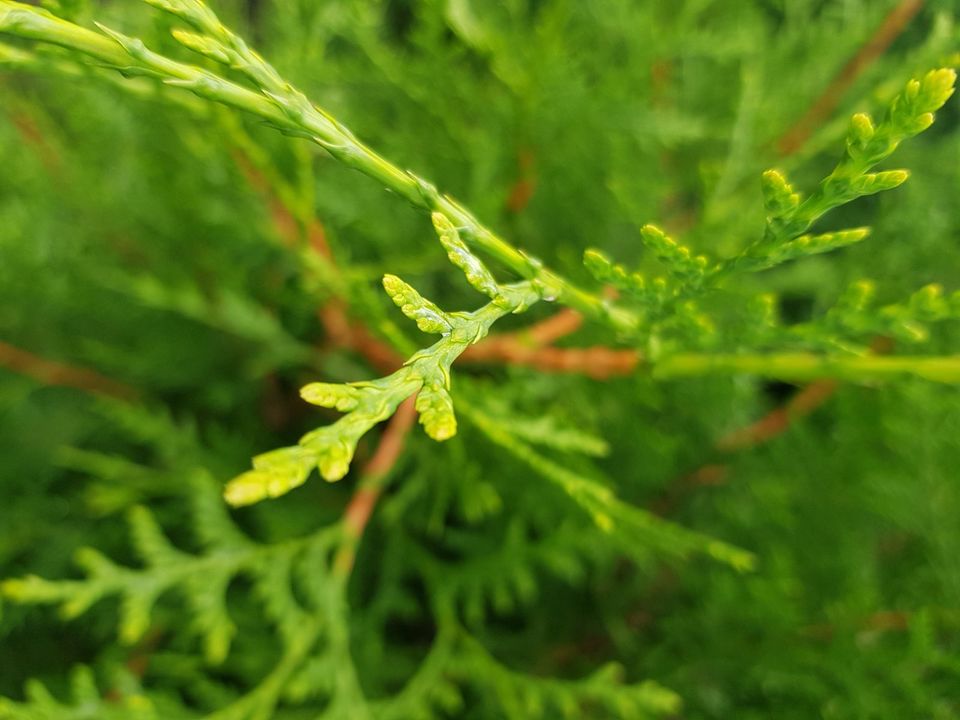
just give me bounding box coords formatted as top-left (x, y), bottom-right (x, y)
top-left (0, 0), bottom-right (958, 718)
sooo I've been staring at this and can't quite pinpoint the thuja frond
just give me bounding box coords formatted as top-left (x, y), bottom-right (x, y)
top-left (728, 68), bottom-right (954, 275)
top-left (6, 2), bottom-right (960, 718)
top-left (369, 629), bottom-right (463, 720)
top-left (370, 608), bottom-right (681, 720)
top-left (2, 0), bottom-right (956, 393)
top-left (0, 484), bottom-right (330, 659)
top-left (813, 281), bottom-right (960, 346)
top-left (0, 666), bottom-right (163, 720)
top-left (460, 402), bottom-right (756, 572)
top-left (476, 403), bottom-right (610, 457)
top-left (582, 67), bottom-right (957, 376)
top-left (452, 632), bottom-right (681, 720)
top-left (739, 281), bottom-right (960, 354)
top-left (588, 69), bottom-right (955, 295)
top-left (416, 518), bottom-right (609, 627)
top-left (224, 214), bottom-right (547, 506)
top-left (0, 477), bottom-right (349, 719)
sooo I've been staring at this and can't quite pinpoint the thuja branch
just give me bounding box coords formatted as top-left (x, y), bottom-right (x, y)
top-left (0, 0), bottom-right (630, 333)
top-left (3, 0), bottom-right (959, 513)
top-left (722, 68), bottom-right (956, 276)
top-left (587, 67), bottom-right (957, 374)
top-left (236, 121), bottom-right (627, 381)
top-left (776, 0), bottom-right (925, 156)
top-left (223, 214), bottom-right (548, 505)
top-left (4, 1), bottom-right (954, 370)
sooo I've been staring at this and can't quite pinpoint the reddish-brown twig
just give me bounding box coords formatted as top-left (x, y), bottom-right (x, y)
top-left (334, 396), bottom-right (418, 576)
top-left (649, 377), bottom-right (843, 514)
top-left (0, 340), bottom-right (139, 400)
top-left (461, 308), bottom-right (642, 379)
top-left (461, 308), bottom-right (581, 360)
top-left (462, 340), bottom-right (640, 379)
top-left (801, 609), bottom-right (911, 640)
top-left (714, 337), bottom-right (892, 454)
top-left (505, 148), bottom-right (537, 214)
top-left (517, 307), bottom-right (584, 346)
top-left (714, 378), bottom-right (840, 452)
top-left (9, 110), bottom-right (63, 177)
top-left (777, 0), bottom-right (925, 156)
top-left (316, 298), bottom-right (403, 374)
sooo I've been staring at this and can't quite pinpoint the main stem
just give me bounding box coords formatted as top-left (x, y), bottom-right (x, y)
top-left (656, 352), bottom-right (960, 383)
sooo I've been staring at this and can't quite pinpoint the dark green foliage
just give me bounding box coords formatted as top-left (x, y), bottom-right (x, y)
top-left (1, 1), bottom-right (959, 718)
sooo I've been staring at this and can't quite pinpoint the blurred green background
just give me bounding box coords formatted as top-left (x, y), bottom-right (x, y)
top-left (1, 0), bottom-right (960, 717)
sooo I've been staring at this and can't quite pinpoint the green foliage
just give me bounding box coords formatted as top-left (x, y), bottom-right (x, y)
top-left (0, 0), bottom-right (959, 718)
top-left (227, 212), bottom-right (549, 503)
top-left (0, 665), bottom-right (162, 720)
top-left (585, 66), bottom-right (957, 361)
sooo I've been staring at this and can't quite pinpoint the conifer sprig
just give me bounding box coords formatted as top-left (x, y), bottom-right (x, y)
top-left (461, 402), bottom-right (756, 572)
top-left (1, 473), bottom-right (684, 720)
top-left (587, 68), bottom-right (955, 293)
top-left (727, 69), bottom-right (954, 274)
top-left (224, 214), bottom-right (547, 505)
top-left (583, 67), bottom-right (956, 368)
top-left (0, 666), bottom-right (156, 720)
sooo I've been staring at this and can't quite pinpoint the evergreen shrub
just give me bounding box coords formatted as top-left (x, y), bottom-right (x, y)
top-left (0, 1), bottom-right (959, 718)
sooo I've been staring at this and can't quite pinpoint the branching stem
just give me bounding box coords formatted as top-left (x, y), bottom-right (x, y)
top-left (0, 1), bottom-right (633, 331)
